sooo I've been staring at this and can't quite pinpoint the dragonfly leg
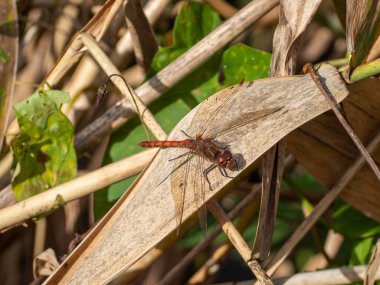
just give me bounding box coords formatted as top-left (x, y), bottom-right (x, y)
top-left (219, 167), bottom-right (234, 179)
top-left (180, 130), bottom-right (193, 138)
top-left (203, 164), bottom-right (217, 190)
top-left (234, 158), bottom-right (239, 172)
top-left (168, 151), bottom-right (192, 161)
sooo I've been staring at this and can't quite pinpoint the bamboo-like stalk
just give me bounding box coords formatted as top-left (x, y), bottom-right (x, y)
top-left (208, 199), bottom-right (273, 285)
top-left (0, 149), bottom-right (157, 231)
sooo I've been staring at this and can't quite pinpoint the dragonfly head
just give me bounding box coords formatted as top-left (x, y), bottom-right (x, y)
top-left (217, 150), bottom-right (236, 170)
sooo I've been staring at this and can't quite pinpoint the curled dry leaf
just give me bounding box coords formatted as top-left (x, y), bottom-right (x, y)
top-left (33, 248), bottom-right (60, 280)
top-left (44, 64), bottom-right (349, 285)
top-left (270, 0), bottom-right (322, 76)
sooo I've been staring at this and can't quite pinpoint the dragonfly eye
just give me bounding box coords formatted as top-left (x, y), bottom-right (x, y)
top-left (218, 151), bottom-right (234, 168)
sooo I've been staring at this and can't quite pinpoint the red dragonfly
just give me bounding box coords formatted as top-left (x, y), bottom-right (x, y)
top-left (139, 83), bottom-right (283, 233)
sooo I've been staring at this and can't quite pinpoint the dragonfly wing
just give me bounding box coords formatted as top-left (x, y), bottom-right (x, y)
top-left (204, 107), bottom-right (284, 140)
top-left (194, 155), bottom-right (208, 236)
top-left (170, 152), bottom-right (193, 234)
top-left (195, 82), bottom-right (244, 136)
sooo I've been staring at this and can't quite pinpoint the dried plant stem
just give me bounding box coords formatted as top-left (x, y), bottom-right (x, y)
top-left (75, 0), bottom-right (279, 152)
top-left (306, 63), bottom-right (380, 182)
top-left (208, 199), bottom-right (273, 285)
top-left (79, 33), bottom-right (166, 140)
top-left (264, 129), bottom-right (380, 275)
top-left (157, 185), bottom-right (261, 285)
top-left (187, 193), bottom-right (261, 284)
top-left (0, 149), bottom-right (157, 231)
top-left (205, 0), bottom-right (238, 18)
top-left (33, 218), bottom-right (47, 257)
top-left (271, 265), bottom-right (380, 285)
top-left (0, 152), bottom-right (12, 180)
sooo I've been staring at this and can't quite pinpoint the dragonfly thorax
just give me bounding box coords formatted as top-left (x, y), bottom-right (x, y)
top-left (216, 150), bottom-right (236, 170)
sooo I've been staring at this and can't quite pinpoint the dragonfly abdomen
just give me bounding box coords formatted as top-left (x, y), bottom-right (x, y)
top-left (139, 139), bottom-right (193, 149)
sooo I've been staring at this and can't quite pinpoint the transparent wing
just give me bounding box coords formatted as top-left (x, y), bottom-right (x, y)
top-left (194, 154), bottom-right (208, 236)
top-left (197, 82), bottom-right (244, 135)
top-left (170, 152), bottom-right (193, 233)
top-left (203, 107), bottom-right (284, 140)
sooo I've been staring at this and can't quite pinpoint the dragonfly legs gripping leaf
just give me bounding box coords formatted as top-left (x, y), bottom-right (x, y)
top-left (203, 163), bottom-right (235, 190)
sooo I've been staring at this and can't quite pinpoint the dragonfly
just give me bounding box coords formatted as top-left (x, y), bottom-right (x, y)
top-left (139, 82), bottom-right (283, 234)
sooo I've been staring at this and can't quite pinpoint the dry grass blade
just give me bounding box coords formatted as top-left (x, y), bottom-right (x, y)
top-left (124, 0), bottom-right (158, 70)
top-left (253, 145), bottom-right (284, 261)
top-left (44, 64), bottom-right (348, 284)
top-left (0, 0), bottom-right (18, 153)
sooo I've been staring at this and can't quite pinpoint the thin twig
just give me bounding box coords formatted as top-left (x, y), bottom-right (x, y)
top-left (207, 199), bottom-right (273, 285)
top-left (187, 196), bottom-right (260, 284)
top-left (97, 73), bottom-right (152, 141)
top-left (79, 33), bottom-right (166, 140)
top-left (305, 63), bottom-right (380, 182)
top-left (264, 129), bottom-right (380, 275)
top-left (157, 185), bottom-right (261, 285)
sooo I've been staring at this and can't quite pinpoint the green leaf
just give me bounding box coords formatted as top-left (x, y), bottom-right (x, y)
top-left (147, 2), bottom-right (221, 77)
top-left (332, 202), bottom-right (380, 240)
top-left (11, 90), bottom-right (77, 201)
top-left (350, 237), bottom-right (374, 266)
top-left (222, 43), bottom-right (271, 86)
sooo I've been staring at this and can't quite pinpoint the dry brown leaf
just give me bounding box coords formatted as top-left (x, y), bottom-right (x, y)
top-left (288, 77), bottom-right (380, 221)
top-left (33, 248), bottom-right (60, 280)
top-left (270, 0), bottom-right (322, 76)
top-left (124, 0), bottom-right (158, 70)
top-left (44, 64), bottom-right (348, 284)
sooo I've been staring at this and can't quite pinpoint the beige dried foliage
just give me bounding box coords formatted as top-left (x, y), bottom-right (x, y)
top-left (288, 77), bottom-right (380, 221)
